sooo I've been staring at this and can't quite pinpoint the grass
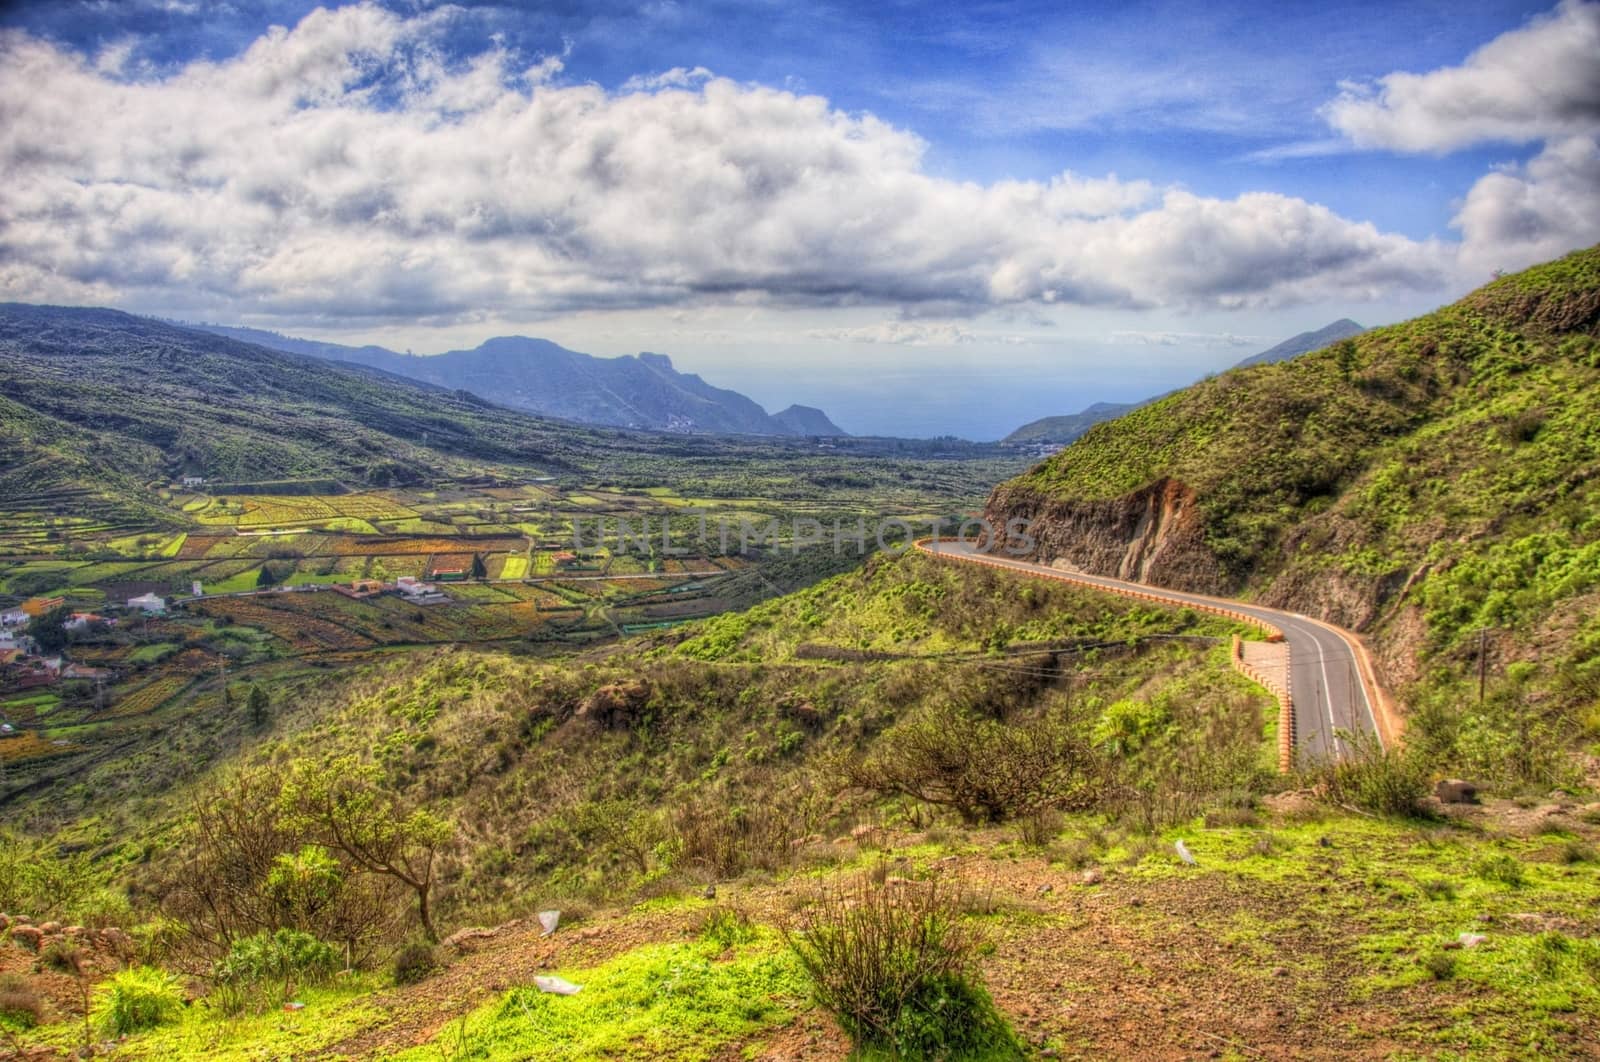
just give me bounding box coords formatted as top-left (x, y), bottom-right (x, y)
top-left (395, 937), bottom-right (809, 1061)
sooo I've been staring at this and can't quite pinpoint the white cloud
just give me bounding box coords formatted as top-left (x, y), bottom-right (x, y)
top-left (1325, 0), bottom-right (1600, 153)
top-left (1314, 1), bottom-right (1600, 278)
top-left (1456, 135), bottom-right (1600, 275)
top-left (1111, 330), bottom-right (1261, 348)
top-left (0, 3), bottom-right (1454, 327)
top-left (807, 322), bottom-right (978, 345)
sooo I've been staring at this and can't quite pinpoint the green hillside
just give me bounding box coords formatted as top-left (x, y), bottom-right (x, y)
top-left (989, 245), bottom-right (1600, 784)
top-left (0, 304), bottom-right (1019, 518)
top-left (7, 551), bottom-right (1600, 1059)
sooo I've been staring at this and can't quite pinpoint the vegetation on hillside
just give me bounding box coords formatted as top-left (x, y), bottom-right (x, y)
top-left (1000, 245), bottom-right (1600, 786)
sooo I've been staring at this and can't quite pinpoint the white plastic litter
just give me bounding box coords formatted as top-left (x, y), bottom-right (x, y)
top-left (532, 975), bottom-right (583, 996)
top-left (1458, 932), bottom-right (1487, 949)
top-left (538, 910), bottom-right (561, 937)
top-left (1174, 840), bottom-right (1195, 865)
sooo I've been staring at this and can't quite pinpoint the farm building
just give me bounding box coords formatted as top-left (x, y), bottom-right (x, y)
top-left (127, 593), bottom-right (167, 614)
top-left (181, 475), bottom-right (206, 487)
top-left (1, 608), bottom-right (27, 628)
top-left (336, 579), bottom-right (388, 600)
top-left (64, 612), bottom-right (113, 632)
top-left (429, 566), bottom-right (466, 582)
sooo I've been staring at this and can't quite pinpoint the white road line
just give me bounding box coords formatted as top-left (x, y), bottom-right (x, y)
top-left (1313, 629), bottom-right (1343, 757)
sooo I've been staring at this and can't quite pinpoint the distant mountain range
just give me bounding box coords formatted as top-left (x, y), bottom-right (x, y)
top-left (1002, 319), bottom-right (1367, 446)
top-left (192, 325), bottom-right (845, 438)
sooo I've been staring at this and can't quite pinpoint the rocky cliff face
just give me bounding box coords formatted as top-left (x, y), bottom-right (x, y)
top-left (983, 477), bottom-right (1232, 594)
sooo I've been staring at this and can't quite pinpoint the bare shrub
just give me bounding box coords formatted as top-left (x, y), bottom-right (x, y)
top-left (847, 702), bottom-right (1100, 824)
top-left (781, 872), bottom-right (1021, 1058)
top-left (671, 797), bottom-right (798, 879)
top-left (1308, 731), bottom-right (1434, 818)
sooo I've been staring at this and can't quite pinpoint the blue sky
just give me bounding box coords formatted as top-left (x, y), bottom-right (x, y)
top-left (2, 0), bottom-right (1596, 437)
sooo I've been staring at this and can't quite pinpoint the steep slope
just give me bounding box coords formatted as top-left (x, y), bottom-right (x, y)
top-left (1002, 321), bottom-right (1367, 446)
top-left (1231, 318), bottom-right (1366, 369)
top-left (194, 324), bottom-right (845, 437)
top-left (985, 246), bottom-right (1600, 754)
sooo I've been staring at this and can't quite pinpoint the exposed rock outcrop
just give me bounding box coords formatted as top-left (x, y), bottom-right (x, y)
top-left (983, 478), bottom-right (1232, 594)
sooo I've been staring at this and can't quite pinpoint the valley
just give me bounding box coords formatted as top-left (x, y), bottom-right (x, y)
top-left (3, 247), bottom-right (1600, 1062)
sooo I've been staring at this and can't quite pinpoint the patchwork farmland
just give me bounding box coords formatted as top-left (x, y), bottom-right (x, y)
top-left (0, 477), bottom-right (888, 800)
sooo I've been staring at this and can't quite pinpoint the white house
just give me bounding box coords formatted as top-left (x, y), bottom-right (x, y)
top-left (181, 475), bottom-right (206, 488)
top-left (127, 593), bottom-right (167, 615)
top-left (1, 608), bottom-right (28, 628)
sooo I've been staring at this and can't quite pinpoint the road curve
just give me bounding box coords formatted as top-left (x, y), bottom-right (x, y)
top-left (913, 538), bottom-right (1391, 762)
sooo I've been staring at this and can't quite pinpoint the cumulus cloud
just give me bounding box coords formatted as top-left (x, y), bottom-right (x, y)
top-left (1316, 1), bottom-right (1600, 276)
top-left (0, 3), bottom-right (1453, 325)
top-left (1455, 135), bottom-right (1600, 275)
top-left (1325, 0), bottom-right (1600, 153)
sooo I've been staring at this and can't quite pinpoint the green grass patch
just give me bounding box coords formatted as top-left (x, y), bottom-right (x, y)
top-left (397, 937), bottom-right (808, 1061)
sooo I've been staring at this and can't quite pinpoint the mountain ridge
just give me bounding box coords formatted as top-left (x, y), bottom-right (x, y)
top-left (1001, 319), bottom-right (1367, 445)
top-left (192, 324), bottom-right (847, 438)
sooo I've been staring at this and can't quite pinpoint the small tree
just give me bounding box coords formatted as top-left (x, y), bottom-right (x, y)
top-left (279, 757), bottom-right (450, 942)
top-left (247, 685), bottom-right (269, 728)
top-left (31, 605), bottom-right (71, 654)
top-left (470, 553), bottom-right (488, 580)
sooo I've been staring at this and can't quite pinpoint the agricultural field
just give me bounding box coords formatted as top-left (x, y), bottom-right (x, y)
top-left (0, 449), bottom-right (1025, 807)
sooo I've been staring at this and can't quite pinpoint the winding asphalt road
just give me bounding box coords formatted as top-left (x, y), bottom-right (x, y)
top-left (914, 538), bottom-right (1387, 762)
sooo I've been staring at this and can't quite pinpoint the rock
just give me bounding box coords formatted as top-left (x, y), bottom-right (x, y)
top-left (1271, 966), bottom-right (1288, 978)
top-left (1317, 836), bottom-right (1334, 848)
top-left (1036, 883), bottom-right (1054, 895)
top-left (578, 926), bottom-right (602, 940)
top-left (701, 884), bottom-right (717, 900)
top-left (1457, 932), bottom-right (1487, 949)
top-left (537, 911), bottom-right (561, 937)
top-left (575, 680), bottom-right (651, 728)
top-left (1079, 868), bottom-right (1104, 886)
top-left (9, 925), bottom-right (44, 951)
top-left (1174, 840), bottom-right (1195, 865)
top-left (37, 921), bottom-right (62, 935)
top-left (442, 927), bottom-right (497, 952)
top-left (1435, 779), bottom-right (1480, 804)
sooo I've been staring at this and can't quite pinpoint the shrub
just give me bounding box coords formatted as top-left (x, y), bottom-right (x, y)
top-left (215, 929), bottom-right (342, 1011)
top-left (40, 939), bottom-right (83, 975)
top-left (0, 975), bottom-right (43, 1029)
top-left (1475, 854), bottom-right (1526, 888)
top-left (1560, 840), bottom-right (1596, 864)
top-left (782, 874), bottom-right (1022, 1059)
top-left (848, 702), bottom-right (1099, 824)
top-left (1423, 951), bottom-right (1456, 981)
top-left (697, 906), bottom-right (757, 951)
top-left (1419, 878), bottom-right (1457, 901)
top-left (93, 966), bottom-right (185, 1037)
top-left (390, 941), bottom-right (436, 986)
top-left (1311, 734), bottom-right (1433, 818)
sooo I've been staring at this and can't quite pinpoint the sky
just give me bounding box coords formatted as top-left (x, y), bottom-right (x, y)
top-left (1, 0), bottom-right (1596, 439)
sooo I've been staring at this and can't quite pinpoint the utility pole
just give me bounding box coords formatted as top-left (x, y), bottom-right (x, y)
top-left (1477, 628), bottom-right (1490, 704)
